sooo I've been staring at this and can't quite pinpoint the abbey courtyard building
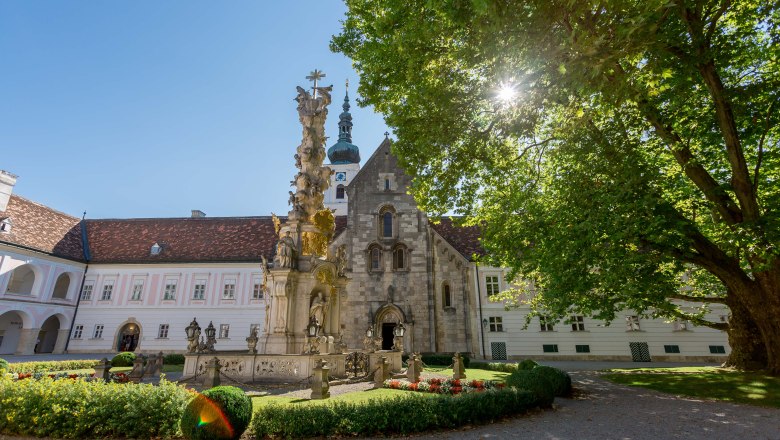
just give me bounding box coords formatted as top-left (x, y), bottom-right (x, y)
top-left (0, 88), bottom-right (731, 362)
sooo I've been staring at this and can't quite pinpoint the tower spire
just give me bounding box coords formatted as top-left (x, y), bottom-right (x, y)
top-left (338, 79), bottom-right (352, 143)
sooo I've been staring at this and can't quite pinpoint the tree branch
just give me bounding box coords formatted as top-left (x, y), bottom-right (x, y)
top-left (669, 293), bottom-right (726, 304)
top-left (753, 100), bottom-right (776, 191)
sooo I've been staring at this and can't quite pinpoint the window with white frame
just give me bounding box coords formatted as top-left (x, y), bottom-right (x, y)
top-left (219, 324), bottom-right (230, 338)
top-left (72, 325), bottom-right (83, 339)
top-left (570, 315), bottom-right (585, 331)
top-left (93, 324), bottom-right (104, 339)
top-left (163, 280), bottom-right (177, 300)
top-left (673, 319), bottom-right (689, 331)
top-left (540, 316), bottom-right (554, 332)
top-left (488, 316), bottom-right (503, 332)
top-left (100, 281), bottom-right (114, 301)
top-left (0, 217), bottom-right (11, 233)
top-left (625, 315), bottom-right (641, 331)
top-left (158, 324), bottom-right (169, 338)
top-left (223, 280), bottom-right (236, 299)
top-left (192, 280), bottom-right (206, 300)
top-left (252, 278), bottom-right (263, 299)
top-left (485, 276), bottom-right (500, 297)
top-left (80, 283), bottom-right (94, 301)
top-left (130, 279), bottom-right (144, 301)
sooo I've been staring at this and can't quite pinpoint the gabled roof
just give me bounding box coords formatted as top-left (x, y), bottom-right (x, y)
top-left (0, 195), bottom-right (84, 261)
top-left (429, 217), bottom-right (484, 261)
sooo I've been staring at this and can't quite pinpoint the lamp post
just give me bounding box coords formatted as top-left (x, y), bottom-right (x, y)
top-left (185, 318), bottom-right (200, 353)
top-left (392, 322), bottom-right (405, 352)
top-left (305, 316), bottom-right (321, 354)
top-left (363, 325), bottom-right (376, 352)
top-left (204, 321), bottom-right (217, 353)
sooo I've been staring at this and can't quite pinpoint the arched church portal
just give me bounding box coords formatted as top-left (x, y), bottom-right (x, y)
top-left (116, 322), bottom-right (141, 352)
top-left (374, 304), bottom-right (405, 351)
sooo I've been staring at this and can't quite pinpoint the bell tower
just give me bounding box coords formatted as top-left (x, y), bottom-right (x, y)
top-left (324, 80), bottom-right (361, 215)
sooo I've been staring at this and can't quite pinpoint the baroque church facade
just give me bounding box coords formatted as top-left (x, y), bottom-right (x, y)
top-left (0, 85), bottom-right (731, 362)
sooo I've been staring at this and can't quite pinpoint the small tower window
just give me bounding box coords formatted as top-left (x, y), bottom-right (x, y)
top-left (150, 242), bottom-right (162, 255)
top-left (385, 179), bottom-right (390, 190)
top-left (393, 245), bottom-right (408, 271)
top-left (336, 184), bottom-right (345, 199)
top-left (0, 217), bottom-right (11, 233)
top-left (368, 245), bottom-right (382, 272)
top-left (383, 212), bottom-right (393, 237)
top-left (442, 283), bottom-right (452, 307)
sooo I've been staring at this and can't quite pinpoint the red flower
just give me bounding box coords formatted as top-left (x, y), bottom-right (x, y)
top-left (451, 379), bottom-right (461, 387)
top-left (409, 383), bottom-right (418, 391)
top-left (451, 386), bottom-right (462, 394)
top-left (428, 378), bottom-right (442, 386)
top-left (430, 384), bottom-right (441, 393)
top-left (388, 380), bottom-right (401, 389)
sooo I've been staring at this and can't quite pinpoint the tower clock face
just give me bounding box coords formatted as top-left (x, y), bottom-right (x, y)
top-left (335, 172), bottom-right (347, 182)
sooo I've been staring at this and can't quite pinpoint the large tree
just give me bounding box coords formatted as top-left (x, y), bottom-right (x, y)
top-left (333, 0), bottom-right (780, 372)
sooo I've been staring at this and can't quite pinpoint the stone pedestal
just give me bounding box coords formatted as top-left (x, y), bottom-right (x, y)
top-left (452, 353), bottom-right (466, 380)
top-left (202, 357), bottom-right (221, 389)
top-left (14, 328), bottom-right (39, 355)
top-left (93, 358), bottom-right (112, 381)
top-left (373, 356), bottom-right (391, 389)
top-left (406, 354), bottom-right (422, 383)
top-left (128, 357), bottom-right (145, 383)
top-left (310, 360), bottom-right (330, 399)
top-left (53, 329), bottom-right (70, 354)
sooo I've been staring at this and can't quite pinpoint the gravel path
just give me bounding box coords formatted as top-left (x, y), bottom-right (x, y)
top-left (391, 372), bottom-right (780, 440)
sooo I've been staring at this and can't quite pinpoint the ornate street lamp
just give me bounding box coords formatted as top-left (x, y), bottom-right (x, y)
top-left (204, 321), bottom-right (217, 353)
top-left (305, 316), bottom-right (321, 354)
top-left (365, 326), bottom-right (374, 339)
top-left (184, 317), bottom-right (200, 353)
top-left (392, 322), bottom-right (406, 352)
top-left (363, 325), bottom-right (376, 352)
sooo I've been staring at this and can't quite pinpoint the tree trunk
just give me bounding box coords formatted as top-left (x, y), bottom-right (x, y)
top-left (722, 296), bottom-right (767, 371)
top-left (732, 268), bottom-right (780, 376)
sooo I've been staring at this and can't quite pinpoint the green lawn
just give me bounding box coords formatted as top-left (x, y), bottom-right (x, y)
top-left (602, 367), bottom-right (780, 408)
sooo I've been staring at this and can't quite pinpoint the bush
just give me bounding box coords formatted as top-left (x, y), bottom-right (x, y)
top-left (111, 352), bottom-right (136, 367)
top-left (164, 354), bottom-right (186, 365)
top-left (518, 359), bottom-right (540, 371)
top-left (0, 358), bottom-right (8, 373)
top-left (252, 388), bottom-right (537, 438)
top-left (420, 353), bottom-right (471, 368)
top-left (470, 361), bottom-right (518, 373)
top-left (0, 375), bottom-right (193, 438)
top-left (506, 369), bottom-right (555, 408)
top-left (5, 359), bottom-right (99, 374)
top-left (181, 386), bottom-right (252, 440)
top-left (533, 365), bottom-right (572, 397)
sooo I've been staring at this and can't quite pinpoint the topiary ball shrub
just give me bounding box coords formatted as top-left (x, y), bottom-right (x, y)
top-left (517, 359), bottom-right (539, 371)
top-left (163, 354), bottom-right (186, 365)
top-left (111, 352), bottom-right (136, 367)
top-left (506, 369), bottom-right (554, 408)
top-left (533, 365), bottom-right (572, 397)
top-left (0, 357), bottom-right (8, 373)
top-left (181, 386), bottom-right (252, 440)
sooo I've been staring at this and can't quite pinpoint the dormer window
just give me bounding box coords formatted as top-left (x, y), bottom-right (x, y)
top-left (150, 242), bottom-right (162, 255)
top-left (0, 217), bottom-right (11, 233)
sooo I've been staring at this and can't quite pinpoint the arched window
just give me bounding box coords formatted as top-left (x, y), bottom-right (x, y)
top-left (368, 245), bottom-right (382, 272)
top-left (384, 179), bottom-right (390, 190)
top-left (378, 205), bottom-right (396, 239)
top-left (336, 184), bottom-right (345, 199)
top-left (5, 264), bottom-right (36, 295)
top-left (52, 273), bottom-right (71, 299)
top-left (442, 282), bottom-right (452, 307)
top-left (393, 245), bottom-right (408, 271)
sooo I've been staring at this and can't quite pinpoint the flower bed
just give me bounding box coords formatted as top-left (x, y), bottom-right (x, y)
top-left (384, 377), bottom-right (505, 395)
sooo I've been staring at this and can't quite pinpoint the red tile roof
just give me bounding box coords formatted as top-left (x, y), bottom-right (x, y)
top-left (429, 217), bottom-right (484, 261)
top-left (0, 195), bottom-right (84, 261)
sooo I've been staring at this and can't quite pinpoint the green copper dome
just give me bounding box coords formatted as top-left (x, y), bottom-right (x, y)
top-left (328, 90), bottom-right (361, 164)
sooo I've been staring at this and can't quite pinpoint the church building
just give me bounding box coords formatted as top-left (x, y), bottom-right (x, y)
top-left (0, 84), bottom-right (731, 362)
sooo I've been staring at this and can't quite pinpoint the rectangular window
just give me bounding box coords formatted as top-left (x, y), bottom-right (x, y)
top-left (100, 282), bottom-right (114, 301)
top-left (93, 324), bottom-right (104, 339)
top-left (664, 345), bottom-right (681, 354)
top-left (571, 315), bottom-right (585, 331)
top-left (158, 324), bottom-right (169, 339)
top-left (673, 320), bottom-right (689, 331)
top-left (488, 316), bottom-right (503, 332)
top-left (80, 284), bottom-right (93, 301)
top-left (709, 345), bottom-right (726, 354)
top-left (252, 279), bottom-right (263, 299)
top-left (625, 315), bottom-right (641, 331)
top-left (542, 344), bottom-right (559, 353)
top-left (130, 279), bottom-right (144, 301)
top-left (575, 344), bottom-right (590, 353)
top-left (219, 324), bottom-right (230, 339)
top-left (163, 280), bottom-right (177, 300)
top-left (540, 316), bottom-right (554, 332)
top-left (72, 325), bottom-right (83, 339)
top-left (192, 280), bottom-right (206, 300)
top-left (223, 281), bottom-right (236, 299)
top-left (485, 276), bottom-right (500, 297)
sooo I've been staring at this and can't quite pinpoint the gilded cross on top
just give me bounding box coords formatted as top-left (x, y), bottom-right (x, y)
top-left (306, 69), bottom-right (326, 97)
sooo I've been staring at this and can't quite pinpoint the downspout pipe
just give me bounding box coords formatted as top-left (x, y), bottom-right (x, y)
top-left (64, 218), bottom-right (91, 353)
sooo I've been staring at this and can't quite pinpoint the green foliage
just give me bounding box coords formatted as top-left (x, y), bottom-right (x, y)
top-left (518, 359), bottom-right (539, 371)
top-left (5, 359), bottom-right (99, 374)
top-left (252, 388), bottom-right (537, 438)
top-left (506, 369), bottom-right (555, 407)
top-left (164, 354), bottom-right (186, 365)
top-left (533, 365), bottom-right (572, 397)
top-left (111, 352), bottom-right (136, 367)
top-left (421, 353), bottom-right (470, 368)
top-left (0, 358), bottom-right (8, 373)
top-left (470, 361), bottom-right (518, 373)
top-left (181, 386), bottom-right (252, 440)
top-left (0, 375), bottom-right (193, 438)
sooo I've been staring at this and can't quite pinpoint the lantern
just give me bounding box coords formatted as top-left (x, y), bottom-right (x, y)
top-left (307, 316), bottom-right (320, 338)
top-left (205, 321), bottom-right (216, 339)
top-left (365, 325), bottom-right (374, 339)
top-left (393, 322), bottom-right (406, 338)
top-left (185, 318), bottom-right (200, 340)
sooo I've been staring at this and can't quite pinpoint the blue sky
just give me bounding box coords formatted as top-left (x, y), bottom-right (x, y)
top-left (0, 1), bottom-right (389, 219)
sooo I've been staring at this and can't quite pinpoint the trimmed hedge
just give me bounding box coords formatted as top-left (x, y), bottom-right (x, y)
top-left (420, 353), bottom-right (471, 368)
top-left (470, 361), bottom-right (518, 373)
top-left (252, 388), bottom-right (537, 438)
top-left (0, 358), bottom-right (8, 373)
top-left (164, 353), bottom-right (186, 365)
top-left (111, 352), bottom-right (137, 367)
top-left (518, 359), bottom-right (540, 370)
top-left (506, 369), bottom-right (555, 408)
top-left (5, 359), bottom-right (99, 374)
top-left (181, 386), bottom-right (252, 440)
top-left (533, 365), bottom-right (572, 397)
top-left (0, 376), bottom-right (194, 438)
